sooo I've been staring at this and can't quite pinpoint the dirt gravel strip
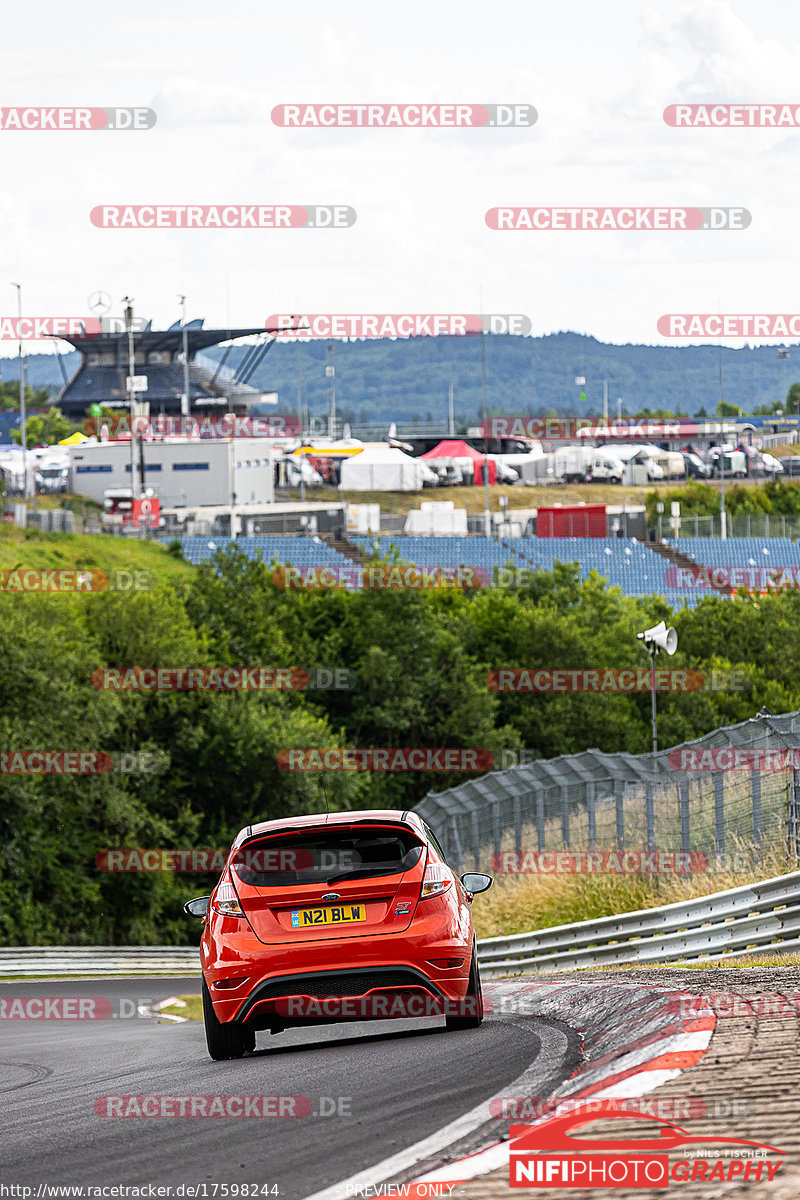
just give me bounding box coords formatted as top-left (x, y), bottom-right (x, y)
top-left (436, 968), bottom-right (799, 1200)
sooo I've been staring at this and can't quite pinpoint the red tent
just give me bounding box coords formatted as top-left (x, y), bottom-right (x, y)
top-left (420, 440), bottom-right (497, 485)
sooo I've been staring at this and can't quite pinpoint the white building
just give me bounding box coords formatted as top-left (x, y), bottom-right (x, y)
top-left (68, 438), bottom-right (275, 507)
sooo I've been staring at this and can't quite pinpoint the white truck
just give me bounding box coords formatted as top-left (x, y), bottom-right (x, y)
top-left (553, 445), bottom-right (625, 483)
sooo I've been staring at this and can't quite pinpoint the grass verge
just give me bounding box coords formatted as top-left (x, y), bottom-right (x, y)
top-left (157, 994), bottom-right (202, 1020)
top-left (0, 525), bottom-right (194, 583)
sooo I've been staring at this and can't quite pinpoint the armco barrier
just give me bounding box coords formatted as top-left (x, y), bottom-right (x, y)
top-left (0, 947), bottom-right (200, 977)
top-left (3, 869), bottom-right (800, 977)
top-left (477, 867), bottom-right (800, 976)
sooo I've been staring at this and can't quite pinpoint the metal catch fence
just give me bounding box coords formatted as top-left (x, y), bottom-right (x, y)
top-left (417, 710), bottom-right (800, 875)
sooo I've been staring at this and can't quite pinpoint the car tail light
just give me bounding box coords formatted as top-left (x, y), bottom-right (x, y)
top-left (212, 878), bottom-right (245, 917)
top-left (420, 863), bottom-right (452, 900)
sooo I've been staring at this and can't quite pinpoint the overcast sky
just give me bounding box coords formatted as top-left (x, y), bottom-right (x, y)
top-left (2, 0), bottom-right (799, 356)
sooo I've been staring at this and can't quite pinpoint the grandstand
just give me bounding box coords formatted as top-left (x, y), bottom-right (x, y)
top-left (171, 536), bottom-right (354, 570)
top-left (352, 534), bottom-right (703, 607)
top-left (163, 531), bottom-right (800, 607)
top-left (58, 322), bottom-right (273, 419)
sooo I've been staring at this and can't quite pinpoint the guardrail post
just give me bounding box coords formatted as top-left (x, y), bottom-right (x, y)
top-left (586, 781), bottom-right (596, 850)
top-left (561, 786), bottom-right (570, 848)
top-left (645, 784), bottom-right (655, 853)
top-left (713, 772), bottom-right (725, 857)
top-left (614, 781), bottom-right (625, 849)
top-left (536, 791), bottom-right (545, 851)
top-left (679, 782), bottom-right (691, 857)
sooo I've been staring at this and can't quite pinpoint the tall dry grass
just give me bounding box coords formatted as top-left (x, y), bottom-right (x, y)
top-left (471, 841), bottom-right (798, 940)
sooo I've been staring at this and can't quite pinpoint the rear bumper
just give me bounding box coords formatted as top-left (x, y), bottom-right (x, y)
top-left (201, 922), bottom-right (472, 1026)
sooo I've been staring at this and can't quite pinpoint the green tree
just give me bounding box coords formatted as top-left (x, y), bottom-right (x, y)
top-left (11, 407), bottom-right (81, 446)
top-left (785, 383), bottom-right (800, 414)
top-left (0, 380), bottom-right (50, 411)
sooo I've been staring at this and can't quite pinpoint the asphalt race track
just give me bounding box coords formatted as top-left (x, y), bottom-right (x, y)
top-left (0, 976), bottom-right (580, 1199)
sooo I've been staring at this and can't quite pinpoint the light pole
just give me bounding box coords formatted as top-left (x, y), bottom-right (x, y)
top-left (574, 375), bottom-right (610, 422)
top-left (10, 283), bottom-right (27, 499)
top-left (481, 325), bottom-right (491, 537)
top-left (326, 343), bottom-right (336, 437)
top-left (178, 294), bottom-right (190, 417)
top-left (122, 297), bottom-right (137, 505)
top-left (778, 348), bottom-right (789, 410)
top-left (636, 621), bottom-right (678, 755)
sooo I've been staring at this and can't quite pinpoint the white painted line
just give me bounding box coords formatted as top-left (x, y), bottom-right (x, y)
top-left (303, 985), bottom-right (715, 1200)
top-left (301, 1017), bottom-right (568, 1200)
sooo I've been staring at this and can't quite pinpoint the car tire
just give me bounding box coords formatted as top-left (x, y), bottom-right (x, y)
top-left (202, 977), bottom-right (255, 1060)
top-left (446, 946), bottom-right (484, 1031)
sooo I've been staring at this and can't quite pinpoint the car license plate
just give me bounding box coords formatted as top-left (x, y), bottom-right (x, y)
top-left (291, 904), bottom-right (366, 928)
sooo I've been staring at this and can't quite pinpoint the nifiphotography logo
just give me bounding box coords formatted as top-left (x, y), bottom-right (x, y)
top-left (509, 1103), bottom-right (784, 1188)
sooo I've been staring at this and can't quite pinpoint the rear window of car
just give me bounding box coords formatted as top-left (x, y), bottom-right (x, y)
top-left (231, 826), bottom-right (424, 887)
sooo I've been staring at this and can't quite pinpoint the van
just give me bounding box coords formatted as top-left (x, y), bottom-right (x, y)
top-left (554, 446), bottom-right (624, 483)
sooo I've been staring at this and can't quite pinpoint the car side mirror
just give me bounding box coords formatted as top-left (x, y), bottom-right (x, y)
top-left (184, 895), bottom-right (210, 917)
top-left (460, 872), bottom-right (493, 895)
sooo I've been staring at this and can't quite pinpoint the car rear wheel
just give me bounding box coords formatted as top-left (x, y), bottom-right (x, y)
top-left (446, 947), bottom-right (484, 1031)
top-left (202, 978), bottom-right (255, 1060)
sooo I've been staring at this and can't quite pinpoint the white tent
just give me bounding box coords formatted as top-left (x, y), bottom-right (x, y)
top-left (339, 445), bottom-right (430, 491)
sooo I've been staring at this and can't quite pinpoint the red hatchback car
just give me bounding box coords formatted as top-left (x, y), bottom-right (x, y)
top-left (185, 809), bottom-right (493, 1060)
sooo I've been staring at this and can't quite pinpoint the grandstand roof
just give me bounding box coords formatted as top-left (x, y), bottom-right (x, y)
top-left (57, 323), bottom-right (271, 417)
top-left (59, 326), bottom-right (264, 355)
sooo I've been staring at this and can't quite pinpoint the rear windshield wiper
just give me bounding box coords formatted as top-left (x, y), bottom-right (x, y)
top-left (325, 867), bottom-right (404, 884)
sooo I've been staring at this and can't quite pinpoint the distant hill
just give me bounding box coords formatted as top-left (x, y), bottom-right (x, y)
top-left (5, 332), bottom-right (798, 422)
